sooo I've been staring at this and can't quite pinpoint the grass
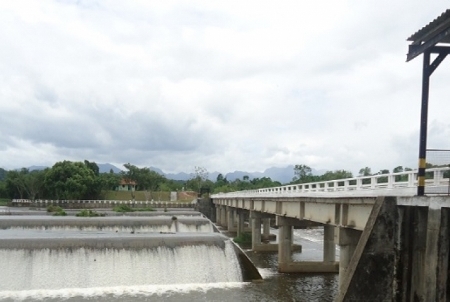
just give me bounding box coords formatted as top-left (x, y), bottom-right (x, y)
top-left (0, 199), bottom-right (10, 206)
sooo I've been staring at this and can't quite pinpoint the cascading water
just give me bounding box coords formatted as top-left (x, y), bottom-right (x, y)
top-left (7, 223), bottom-right (213, 233)
top-left (0, 241), bottom-right (242, 292)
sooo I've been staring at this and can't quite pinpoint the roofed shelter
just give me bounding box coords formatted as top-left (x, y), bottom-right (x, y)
top-left (407, 9), bottom-right (450, 196)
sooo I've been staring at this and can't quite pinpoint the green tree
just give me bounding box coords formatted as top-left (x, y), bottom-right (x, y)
top-left (293, 164), bottom-right (312, 183)
top-left (5, 169), bottom-right (28, 199)
top-left (122, 163), bottom-right (165, 201)
top-left (44, 161), bottom-right (97, 200)
top-left (23, 169), bottom-right (47, 200)
top-left (189, 166), bottom-right (209, 194)
top-left (358, 167), bottom-right (372, 176)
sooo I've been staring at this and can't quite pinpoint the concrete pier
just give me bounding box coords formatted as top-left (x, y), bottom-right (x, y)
top-left (227, 207), bottom-right (237, 232)
top-left (277, 216), bottom-right (338, 273)
top-left (337, 227), bottom-right (361, 290)
top-left (237, 210), bottom-right (245, 237)
top-left (250, 212), bottom-right (279, 252)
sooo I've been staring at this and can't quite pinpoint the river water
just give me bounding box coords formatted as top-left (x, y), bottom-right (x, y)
top-left (0, 211), bottom-right (339, 302)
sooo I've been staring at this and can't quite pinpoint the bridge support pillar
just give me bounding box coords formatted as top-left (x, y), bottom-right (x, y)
top-left (215, 206), bottom-right (221, 225)
top-left (277, 216), bottom-right (338, 273)
top-left (237, 210), bottom-right (245, 237)
top-left (250, 212), bottom-right (279, 251)
top-left (323, 225), bottom-right (336, 262)
top-left (338, 227), bottom-right (361, 291)
top-left (262, 218), bottom-right (276, 241)
top-left (251, 215), bottom-right (262, 250)
top-left (227, 207), bottom-right (236, 232)
top-left (220, 206), bottom-right (227, 228)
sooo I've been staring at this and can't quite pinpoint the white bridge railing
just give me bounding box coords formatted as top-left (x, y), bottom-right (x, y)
top-left (212, 167), bottom-right (450, 198)
top-left (10, 199), bottom-right (196, 207)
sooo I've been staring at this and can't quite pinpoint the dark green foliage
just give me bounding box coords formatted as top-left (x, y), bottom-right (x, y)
top-left (47, 205), bottom-right (66, 216)
top-left (233, 232), bottom-right (252, 244)
top-left (76, 209), bottom-right (105, 217)
top-left (113, 204), bottom-right (155, 212)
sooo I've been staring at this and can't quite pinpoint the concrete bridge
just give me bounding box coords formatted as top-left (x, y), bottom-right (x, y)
top-left (211, 167), bottom-right (450, 301)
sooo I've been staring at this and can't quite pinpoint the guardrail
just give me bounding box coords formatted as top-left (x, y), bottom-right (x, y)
top-left (212, 167), bottom-right (450, 198)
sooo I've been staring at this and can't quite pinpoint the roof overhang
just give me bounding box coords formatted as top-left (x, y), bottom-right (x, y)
top-left (407, 9), bottom-right (450, 62)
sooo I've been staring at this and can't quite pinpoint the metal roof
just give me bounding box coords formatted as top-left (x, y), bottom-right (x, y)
top-left (407, 9), bottom-right (450, 61)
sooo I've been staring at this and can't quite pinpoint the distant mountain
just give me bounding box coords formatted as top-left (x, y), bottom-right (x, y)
top-left (225, 165), bottom-right (296, 184)
top-left (98, 163), bottom-right (122, 174)
top-left (28, 165), bottom-right (48, 171)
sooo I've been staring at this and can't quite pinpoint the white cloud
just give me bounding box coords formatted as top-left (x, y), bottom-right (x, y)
top-left (0, 0), bottom-right (449, 177)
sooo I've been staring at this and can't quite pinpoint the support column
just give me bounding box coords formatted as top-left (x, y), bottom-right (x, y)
top-left (227, 207), bottom-right (236, 232)
top-left (216, 206), bottom-right (221, 225)
top-left (338, 227), bottom-right (361, 290)
top-left (237, 210), bottom-right (245, 237)
top-left (323, 225), bottom-right (336, 262)
top-left (262, 218), bottom-right (272, 240)
top-left (252, 215), bottom-right (262, 250)
top-left (278, 217), bottom-right (293, 272)
top-left (220, 206), bottom-right (227, 228)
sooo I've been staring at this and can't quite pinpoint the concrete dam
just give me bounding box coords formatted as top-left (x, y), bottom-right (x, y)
top-left (0, 210), bottom-right (262, 300)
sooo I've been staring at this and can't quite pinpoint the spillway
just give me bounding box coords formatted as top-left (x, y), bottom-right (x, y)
top-left (0, 211), bottom-right (261, 300)
top-left (0, 216), bottom-right (215, 233)
top-left (0, 238), bottom-right (242, 291)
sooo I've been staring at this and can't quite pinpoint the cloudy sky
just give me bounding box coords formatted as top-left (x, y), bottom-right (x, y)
top-left (1, 1), bottom-right (449, 176)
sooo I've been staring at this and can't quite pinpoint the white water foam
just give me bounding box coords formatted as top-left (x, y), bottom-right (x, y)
top-left (10, 222), bottom-right (213, 233)
top-left (0, 241), bottom-right (242, 292)
top-left (0, 282), bottom-right (246, 301)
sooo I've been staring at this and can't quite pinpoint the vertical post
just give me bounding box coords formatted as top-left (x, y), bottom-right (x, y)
top-left (418, 50), bottom-right (430, 196)
top-left (227, 207), bottom-right (236, 231)
top-left (221, 206), bottom-right (227, 228)
top-left (323, 225), bottom-right (336, 262)
top-left (216, 206), bottom-right (221, 225)
top-left (252, 215), bottom-right (262, 250)
top-left (237, 211), bottom-right (245, 237)
top-left (262, 218), bottom-right (271, 240)
top-left (338, 227), bottom-right (361, 292)
top-left (278, 216), bottom-right (293, 272)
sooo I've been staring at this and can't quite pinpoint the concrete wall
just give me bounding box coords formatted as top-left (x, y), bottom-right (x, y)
top-left (336, 196), bottom-right (450, 302)
top-left (195, 197), bottom-right (216, 222)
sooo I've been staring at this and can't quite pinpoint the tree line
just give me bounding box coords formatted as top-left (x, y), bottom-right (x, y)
top-left (0, 160), bottom-right (447, 200)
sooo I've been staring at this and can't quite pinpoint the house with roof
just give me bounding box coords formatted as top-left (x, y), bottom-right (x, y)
top-left (116, 179), bottom-right (137, 191)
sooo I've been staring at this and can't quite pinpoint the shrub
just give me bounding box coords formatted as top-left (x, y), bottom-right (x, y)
top-left (233, 232), bottom-right (252, 244)
top-left (113, 204), bottom-right (155, 213)
top-left (76, 209), bottom-right (105, 217)
top-left (46, 205), bottom-right (67, 216)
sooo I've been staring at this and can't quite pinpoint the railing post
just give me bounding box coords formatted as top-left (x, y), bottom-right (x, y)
top-left (433, 169), bottom-right (442, 186)
top-left (371, 177), bottom-right (376, 189)
top-left (388, 175), bottom-right (394, 189)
